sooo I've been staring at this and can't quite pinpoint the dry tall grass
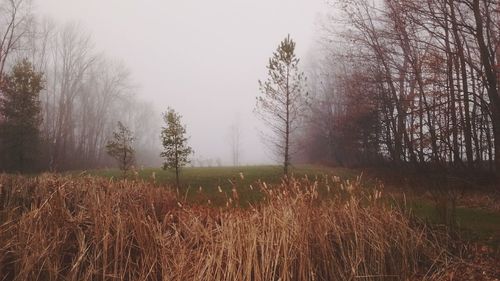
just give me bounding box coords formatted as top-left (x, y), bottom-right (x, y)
top-left (0, 174), bottom-right (454, 281)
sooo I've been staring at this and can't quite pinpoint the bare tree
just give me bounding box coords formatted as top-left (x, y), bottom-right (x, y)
top-left (302, 0), bottom-right (500, 178)
top-left (11, 18), bottom-right (158, 171)
top-left (0, 0), bottom-right (32, 80)
top-left (228, 121), bottom-right (241, 166)
top-left (46, 23), bottom-right (96, 170)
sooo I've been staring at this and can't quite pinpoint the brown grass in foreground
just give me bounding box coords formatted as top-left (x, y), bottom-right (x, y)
top-left (0, 174), bottom-right (461, 280)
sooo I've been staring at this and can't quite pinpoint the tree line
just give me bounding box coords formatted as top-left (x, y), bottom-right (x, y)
top-left (0, 0), bottom-right (160, 172)
top-left (301, 0), bottom-right (500, 175)
top-left (3, 0), bottom-right (499, 178)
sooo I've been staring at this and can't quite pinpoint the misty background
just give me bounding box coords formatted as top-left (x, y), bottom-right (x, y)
top-left (37, 0), bottom-right (327, 166)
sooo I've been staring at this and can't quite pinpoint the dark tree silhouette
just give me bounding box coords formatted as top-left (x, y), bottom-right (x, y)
top-left (0, 59), bottom-right (44, 172)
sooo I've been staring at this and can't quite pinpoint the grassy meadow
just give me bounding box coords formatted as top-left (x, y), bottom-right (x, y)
top-left (82, 165), bottom-right (358, 206)
top-left (0, 165), bottom-right (498, 280)
top-left (86, 165), bottom-right (357, 188)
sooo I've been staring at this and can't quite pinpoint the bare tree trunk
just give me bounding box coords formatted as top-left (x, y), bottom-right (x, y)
top-left (284, 66), bottom-right (290, 176)
top-left (175, 166), bottom-right (180, 189)
top-left (472, 0), bottom-right (500, 174)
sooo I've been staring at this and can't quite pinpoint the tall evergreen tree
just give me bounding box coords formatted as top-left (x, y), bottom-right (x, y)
top-left (160, 108), bottom-right (193, 188)
top-left (0, 59), bottom-right (44, 172)
top-left (256, 35), bottom-right (307, 176)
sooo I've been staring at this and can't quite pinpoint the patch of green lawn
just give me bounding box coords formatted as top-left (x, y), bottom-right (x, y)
top-left (408, 200), bottom-right (500, 247)
top-left (85, 165), bottom-right (355, 187)
top-left (80, 165), bottom-right (357, 206)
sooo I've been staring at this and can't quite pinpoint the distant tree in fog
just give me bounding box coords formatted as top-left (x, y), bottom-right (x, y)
top-left (0, 0), bottom-right (32, 80)
top-left (160, 108), bottom-right (193, 188)
top-left (229, 122), bottom-right (241, 166)
top-left (16, 20), bottom-right (158, 171)
top-left (0, 59), bottom-right (44, 172)
top-left (106, 121), bottom-right (135, 175)
top-left (0, 5), bottom-right (163, 172)
top-left (256, 35), bottom-right (307, 176)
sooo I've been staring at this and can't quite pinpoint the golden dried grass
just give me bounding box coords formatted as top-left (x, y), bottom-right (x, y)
top-left (0, 174), bottom-right (454, 280)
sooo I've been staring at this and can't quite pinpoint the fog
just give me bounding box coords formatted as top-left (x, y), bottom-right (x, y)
top-left (36, 0), bottom-right (326, 165)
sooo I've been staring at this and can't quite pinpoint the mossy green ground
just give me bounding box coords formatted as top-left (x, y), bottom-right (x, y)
top-left (80, 165), bottom-right (499, 245)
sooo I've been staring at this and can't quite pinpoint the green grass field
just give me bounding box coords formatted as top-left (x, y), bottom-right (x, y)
top-left (86, 165), bottom-right (357, 186)
top-left (409, 200), bottom-right (500, 250)
top-left (80, 165), bottom-right (357, 205)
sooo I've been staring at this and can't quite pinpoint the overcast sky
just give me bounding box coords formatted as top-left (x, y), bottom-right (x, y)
top-left (36, 0), bottom-right (327, 165)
